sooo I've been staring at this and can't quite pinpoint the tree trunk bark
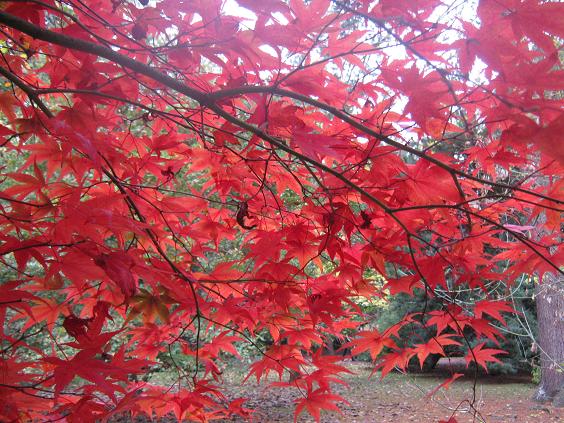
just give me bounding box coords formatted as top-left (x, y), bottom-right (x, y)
top-left (533, 271), bottom-right (564, 404)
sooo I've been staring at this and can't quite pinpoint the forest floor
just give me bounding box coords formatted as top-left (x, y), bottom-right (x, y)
top-left (216, 361), bottom-right (564, 423)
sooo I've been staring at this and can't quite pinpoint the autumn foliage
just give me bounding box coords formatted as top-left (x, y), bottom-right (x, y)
top-left (0, 0), bottom-right (562, 421)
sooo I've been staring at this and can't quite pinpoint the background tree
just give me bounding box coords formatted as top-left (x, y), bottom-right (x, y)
top-left (0, 0), bottom-right (562, 421)
top-left (534, 272), bottom-right (564, 403)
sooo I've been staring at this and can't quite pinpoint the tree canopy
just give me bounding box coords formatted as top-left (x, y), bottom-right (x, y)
top-left (0, 0), bottom-right (562, 421)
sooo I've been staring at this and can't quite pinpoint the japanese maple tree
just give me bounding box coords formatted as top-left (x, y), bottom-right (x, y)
top-left (0, 0), bottom-right (562, 421)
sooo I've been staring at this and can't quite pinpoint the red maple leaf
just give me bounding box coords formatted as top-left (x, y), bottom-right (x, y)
top-left (465, 343), bottom-right (508, 372)
top-left (94, 251), bottom-right (137, 299)
top-left (294, 389), bottom-right (348, 423)
top-left (474, 300), bottom-right (514, 325)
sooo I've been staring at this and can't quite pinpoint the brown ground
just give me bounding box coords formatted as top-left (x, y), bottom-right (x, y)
top-left (218, 362), bottom-right (564, 423)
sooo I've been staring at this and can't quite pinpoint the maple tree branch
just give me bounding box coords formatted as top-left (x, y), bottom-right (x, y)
top-left (0, 193), bottom-right (52, 208)
top-left (207, 104), bottom-right (390, 213)
top-left (0, 241), bottom-right (85, 256)
top-left (391, 195), bottom-right (564, 213)
top-left (208, 103), bottom-right (564, 277)
top-left (0, 324), bottom-right (46, 354)
top-left (208, 86), bottom-right (561, 205)
top-left (0, 66), bottom-right (54, 117)
top-left (26, 87), bottom-right (564, 219)
top-left (0, 11), bottom-right (209, 104)
top-left (393, 202), bottom-right (562, 273)
top-left (99, 160), bottom-right (205, 377)
top-left (1, 10), bottom-right (559, 208)
top-left (35, 88), bottom-right (190, 124)
top-left (100, 164), bottom-right (203, 305)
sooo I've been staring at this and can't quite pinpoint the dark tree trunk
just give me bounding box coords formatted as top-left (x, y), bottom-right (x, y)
top-left (533, 272), bottom-right (564, 404)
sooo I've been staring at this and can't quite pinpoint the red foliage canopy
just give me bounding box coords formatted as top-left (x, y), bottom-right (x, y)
top-left (0, 0), bottom-right (562, 421)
